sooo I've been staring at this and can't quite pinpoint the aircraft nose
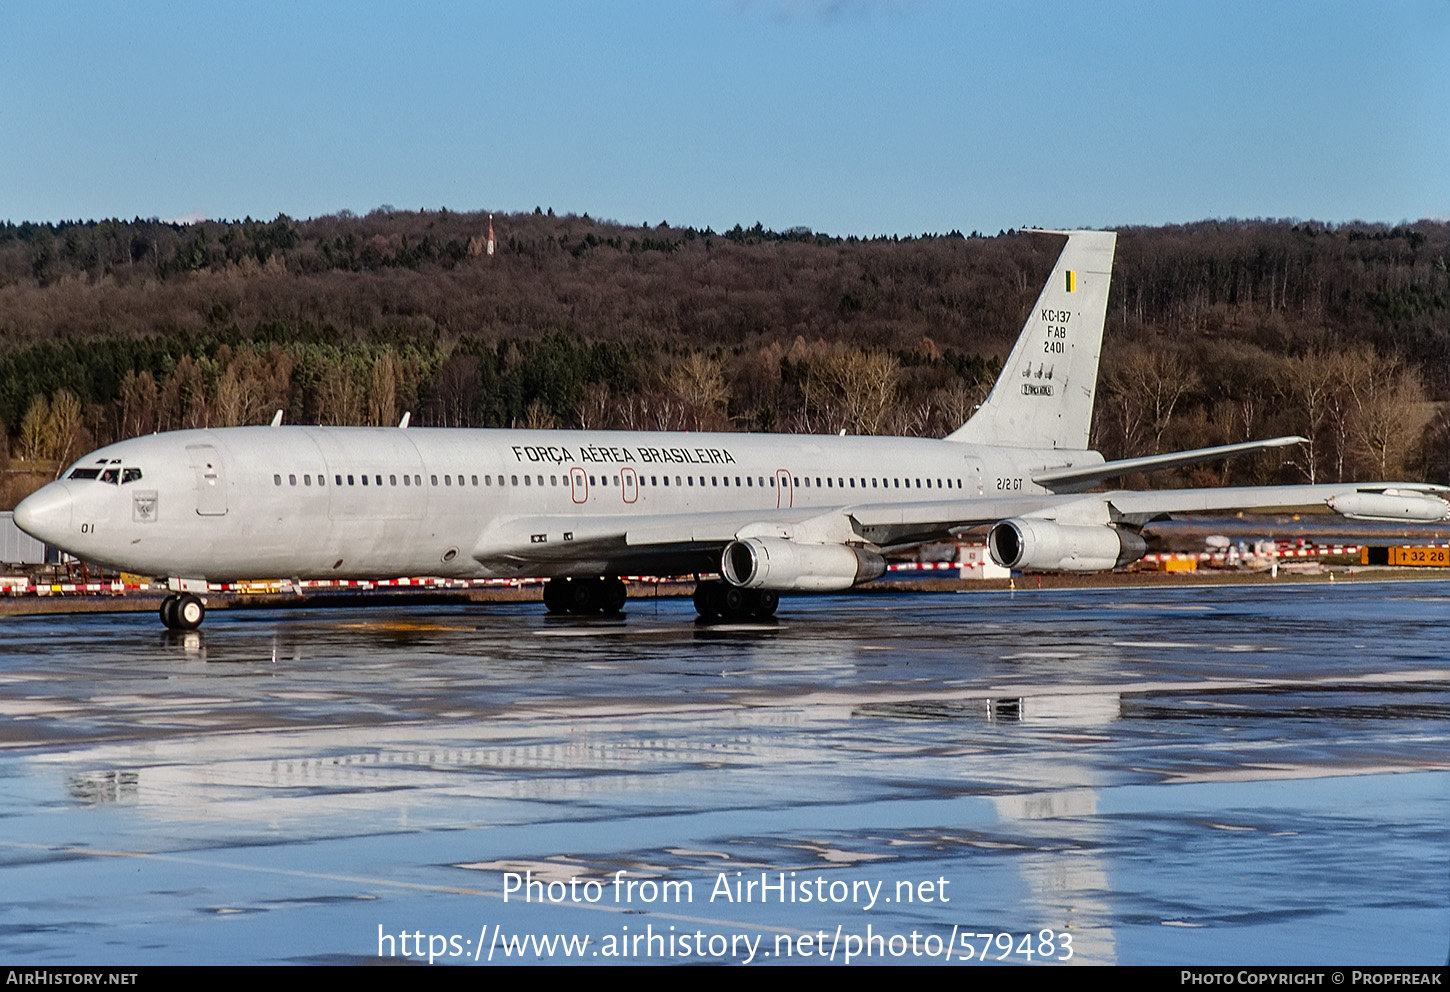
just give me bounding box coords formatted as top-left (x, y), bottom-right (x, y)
top-left (13, 482), bottom-right (74, 544)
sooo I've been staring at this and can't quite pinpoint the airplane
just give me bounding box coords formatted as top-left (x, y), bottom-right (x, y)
top-left (13, 231), bottom-right (1449, 631)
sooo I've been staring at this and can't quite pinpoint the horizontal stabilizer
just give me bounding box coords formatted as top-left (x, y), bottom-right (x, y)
top-left (1032, 436), bottom-right (1306, 492)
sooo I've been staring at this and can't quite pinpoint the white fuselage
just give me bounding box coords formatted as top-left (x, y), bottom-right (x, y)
top-left (19, 426), bottom-right (1077, 582)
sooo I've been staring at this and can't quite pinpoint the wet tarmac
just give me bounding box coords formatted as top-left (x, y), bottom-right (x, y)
top-left (1, 580), bottom-right (1447, 965)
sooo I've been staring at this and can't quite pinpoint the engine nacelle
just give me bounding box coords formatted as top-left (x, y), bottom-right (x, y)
top-left (1327, 491), bottom-right (1450, 522)
top-left (721, 538), bottom-right (887, 592)
top-left (988, 518), bottom-right (1147, 573)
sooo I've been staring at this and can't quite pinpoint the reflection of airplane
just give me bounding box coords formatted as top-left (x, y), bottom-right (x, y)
top-left (15, 232), bottom-right (1449, 630)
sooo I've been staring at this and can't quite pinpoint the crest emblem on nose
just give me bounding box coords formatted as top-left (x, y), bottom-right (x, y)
top-left (133, 491), bottom-right (158, 522)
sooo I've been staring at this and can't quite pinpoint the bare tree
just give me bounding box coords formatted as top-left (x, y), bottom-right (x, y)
top-left (47, 389), bottom-right (88, 472)
top-left (666, 353), bottom-right (731, 417)
top-left (119, 370), bottom-right (159, 438)
top-left (368, 350), bottom-right (399, 426)
top-left (1280, 350), bottom-right (1338, 483)
top-left (1101, 347), bottom-right (1200, 454)
top-left (1338, 348), bottom-right (1432, 478)
top-left (522, 398), bottom-right (557, 430)
top-left (816, 349), bottom-right (900, 435)
top-left (19, 395), bottom-right (52, 462)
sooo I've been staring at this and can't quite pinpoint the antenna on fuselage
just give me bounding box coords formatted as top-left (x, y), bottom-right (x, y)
top-left (270, 410), bottom-right (284, 427)
top-left (398, 412), bottom-right (411, 429)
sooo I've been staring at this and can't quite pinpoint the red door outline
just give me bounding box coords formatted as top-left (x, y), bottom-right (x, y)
top-left (570, 467), bottom-right (588, 504)
top-left (775, 469), bottom-right (793, 508)
top-left (620, 467), bottom-right (638, 504)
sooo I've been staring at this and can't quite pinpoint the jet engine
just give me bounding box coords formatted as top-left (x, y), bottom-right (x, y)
top-left (721, 538), bottom-right (887, 591)
top-left (988, 518), bottom-right (1147, 573)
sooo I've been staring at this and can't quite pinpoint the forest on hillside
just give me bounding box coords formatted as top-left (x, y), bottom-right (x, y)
top-left (0, 209), bottom-right (1446, 507)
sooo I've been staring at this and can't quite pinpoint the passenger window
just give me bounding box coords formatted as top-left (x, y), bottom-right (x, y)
top-left (471, 475), bottom-right (478, 486)
top-left (289, 474), bottom-right (297, 486)
top-left (445, 476), bottom-right (452, 486)
top-left (551, 476), bottom-right (558, 486)
top-left (273, 474), bottom-right (282, 486)
top-left (304, 474), bottom-right (312, 486)
top-left (431, 475), bottom-right (438, 486)
top-left (390, 475), bottom-right (396, 486)
top-left (361, 475), bottom-right (368, 486)
top-left (524, 476), bottom-right (530, 486)
top-left (403, 475), bottom-right (410, 486)
top-left (511, 475), bottom-right (518, 486)
top-left (722, 477), bottom-right (728, 487)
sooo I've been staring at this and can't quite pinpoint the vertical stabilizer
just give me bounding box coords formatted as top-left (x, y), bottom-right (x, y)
top-left (947, 230), bottom-right (1116, 450)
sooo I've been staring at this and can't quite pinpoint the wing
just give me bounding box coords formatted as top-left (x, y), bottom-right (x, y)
top-left (475, 481), bottom-right (1450, 585)
top-left (472, 482), bottom-right (1449, 584)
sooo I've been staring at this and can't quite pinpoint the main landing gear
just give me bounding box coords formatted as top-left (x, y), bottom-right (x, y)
top-left (160, 593), bottom-right (206, 631)
top-left (542, 576), bottom-right (629, 615)
top-left (692, 580), bottom-right (778, 620)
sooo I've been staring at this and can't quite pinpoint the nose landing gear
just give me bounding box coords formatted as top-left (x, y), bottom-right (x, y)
top-left (160, 593), bottom-right (206, 631)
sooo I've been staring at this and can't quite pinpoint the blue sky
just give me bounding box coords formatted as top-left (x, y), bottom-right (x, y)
top-left (2, 1), bottom-right (1446, 235)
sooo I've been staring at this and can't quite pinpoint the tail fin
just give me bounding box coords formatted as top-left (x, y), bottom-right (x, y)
top-left (947, 230), bottom-right (1116, 450)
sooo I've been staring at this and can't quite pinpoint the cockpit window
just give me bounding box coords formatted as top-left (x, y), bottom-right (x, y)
top-left (68, 468), bottom-right (102, 480)
top-left (122, 468), bottom-right (143, 484)
top-left (99, 468), bottom-right (120, 485)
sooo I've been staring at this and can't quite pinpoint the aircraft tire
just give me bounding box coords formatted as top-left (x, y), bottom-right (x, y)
top-left (749, 589), bottom-right (779, 617)
top-left (542, 578), bottom-right (571, 614)
top-left (692, 581), bottom-right (720, 618)
top-left (601, 578), bottom-right (627, 614)
top-left (566, 577), bottom-right (601, 614)
top-left (159, 595), bottom-right (179, 629)
top-left (173, 594), bottom-right (205, 630)
top-left (718, 584), bottom-right (749, 618)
